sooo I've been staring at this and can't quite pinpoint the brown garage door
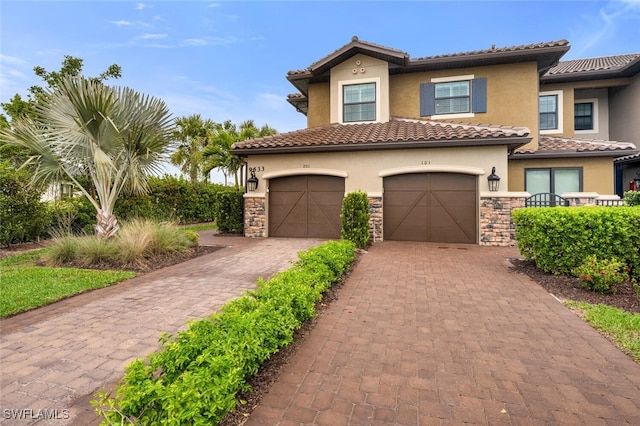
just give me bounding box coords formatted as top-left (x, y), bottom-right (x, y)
top-left (383, 173), bottom-right (477, 243)
top-left (269, 175), bottom-right (345, 238)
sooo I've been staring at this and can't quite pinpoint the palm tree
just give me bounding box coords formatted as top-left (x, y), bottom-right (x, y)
top-left (202, 120), bottom-right (276, 189)
top-left (0, 76), bottom-right (174, 239)
top-left (170, 114), bottom-right (213, 184)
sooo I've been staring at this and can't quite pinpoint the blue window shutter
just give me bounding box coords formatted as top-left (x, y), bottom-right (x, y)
top-left (420, 82), bottom-right (435, 116)
top-left (472, 78), bottom-right (487, 113)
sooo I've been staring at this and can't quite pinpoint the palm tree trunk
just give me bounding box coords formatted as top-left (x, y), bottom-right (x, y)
top-left (95, 209), bottom-right (120, 239)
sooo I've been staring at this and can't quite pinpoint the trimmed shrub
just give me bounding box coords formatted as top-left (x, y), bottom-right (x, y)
top-left (214, 190), bottom-right (244, 233)
top-left (115, 176), bottom-right (222, 224)
top-left (624, 190), bottom-right (640, 207)
top-left (93, 239), bottom-right (356, 425)
top-left (572, 255), bottom-right (629, 294)
top-left (0, 161), bottom-right (51, 246)
top-left (341, 190), bottom-right (370, 248)
top-left (513, 206), bottom-right (640, 281)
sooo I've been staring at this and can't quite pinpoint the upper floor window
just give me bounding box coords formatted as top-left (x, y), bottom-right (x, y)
top-left (420, 75), bottom-right (486, 119)
top-left (574, 99), bottom-right (599, 134)
top-left (435, 81), bottom-right (470, 114)
top-left (539, 95), bottom-right (558, 130)
top-left (539, 90), bottom-right (563, 134)
top-left (574, 102), bottom-right (593, 130)
top-left (343, 83), bottom-right (376, 122)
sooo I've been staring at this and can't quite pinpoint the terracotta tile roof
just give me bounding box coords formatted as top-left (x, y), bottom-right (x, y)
top-left (413, 40), bottom-right (569, 62)
top-left (545, 54), bottom-right (640, 76)
top-left (514, 136), bottom-right (637, 157)
top-left (231, 118), bottom-right (529, 153)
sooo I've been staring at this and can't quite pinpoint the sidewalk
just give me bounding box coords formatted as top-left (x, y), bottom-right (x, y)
top-left (0, 234), bottom-right (325, 425)
top-left (245, 242), bottom-right (640, 425)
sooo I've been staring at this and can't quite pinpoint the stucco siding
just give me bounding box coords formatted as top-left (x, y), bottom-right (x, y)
top-left (610, 73), bottom-right (640, 145)
top-left (246, 145), bottom-right (509, 195)
top-left (508, 157), bottom-right (616, 195)
top-left (389, 62), bottom-right (540, 150)
top-left (307, 82), bottom-right (331, 128)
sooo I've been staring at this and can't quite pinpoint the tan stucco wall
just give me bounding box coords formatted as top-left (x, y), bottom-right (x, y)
top-left (508, 157), bottom-right (616, 195)
top-left (307, 82), bottom-right (330, 128)
top-left (305, 59), bottom-right (540, 149)
top-left (246, 145), bottom-right (509, 195)
top-left (389, 62), bottom-right (540, 150)
top-left (330, 54), bottom-right (390, 124)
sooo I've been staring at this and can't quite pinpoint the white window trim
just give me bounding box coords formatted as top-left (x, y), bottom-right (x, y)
top-left (539, 90), bottom-right (563, 134)
top-left (574, 98), bottom-right (599, 135)
top-left (338, 77), bottom-right (381, 125)
top-left (430, 74), bottom-right (475, 120)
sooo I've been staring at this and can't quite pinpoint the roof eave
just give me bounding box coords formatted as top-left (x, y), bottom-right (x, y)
top-left (510, 149), bottom-right (639, 159)
top-left (542, 56), bottom-right (640, 83)
top-left (231, 137), bottom-right (531, 156)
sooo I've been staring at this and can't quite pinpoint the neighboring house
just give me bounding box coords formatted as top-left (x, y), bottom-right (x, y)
top-left (231, 37), bottom-right (639, 245)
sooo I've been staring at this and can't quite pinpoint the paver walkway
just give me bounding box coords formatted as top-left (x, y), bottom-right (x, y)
top-left (246, 242), bottom-right (640, 425)
top-left (0, 234), bottom-right (325, 425)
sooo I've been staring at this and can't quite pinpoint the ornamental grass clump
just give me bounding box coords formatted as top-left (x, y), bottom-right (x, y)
top-left (572, 255), bottom-right (630, 294)
top-left (45, 220), bottom-right (197, 270)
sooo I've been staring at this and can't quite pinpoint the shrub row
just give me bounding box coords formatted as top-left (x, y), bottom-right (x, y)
top-left (94, 239), bottom-right (356, 425)
top-left (513, 206), bottom-right (640, 281)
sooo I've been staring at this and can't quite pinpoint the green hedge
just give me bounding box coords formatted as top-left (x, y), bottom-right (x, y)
top-left (94, 240), bottom-right (356, 425)
top-left (115, 176), bottom-right (222, 224)
top-left (0, 161), bottom-right (50, 246)
top-left (213, 190), bottom-right (244, 233)
top-left (513, 206), bottom-right (640, 280)
top-left (341, 190), bottom-right (370, 248)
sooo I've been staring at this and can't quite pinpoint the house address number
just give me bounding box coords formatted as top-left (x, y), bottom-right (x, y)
top-left (421, 160), bottom-right (431, 165)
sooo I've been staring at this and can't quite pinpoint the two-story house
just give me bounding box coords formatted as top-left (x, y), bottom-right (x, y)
top-left (231, 37), bottom-right (639, 245)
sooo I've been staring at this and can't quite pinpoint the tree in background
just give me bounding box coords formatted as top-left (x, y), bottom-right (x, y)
top-left (170, 114), bottom-right (214, 184)
top-left (202, 120), bottom-right (276, 189)
top-left (0, 76), bottom-right (173, 239)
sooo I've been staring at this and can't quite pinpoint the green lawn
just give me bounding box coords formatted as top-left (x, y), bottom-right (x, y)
top-left (0, 249), bottom-right (136, 318)
top-left (181, 222), bottom-right (217, 232)
top-left (566, 301), bottom-right (640, 362)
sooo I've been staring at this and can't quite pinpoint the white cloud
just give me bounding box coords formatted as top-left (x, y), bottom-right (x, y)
top-left (569, 0), bottom-right (640, 57)
top-left (253, 93), bottom-right (287, 111)
top-left (0, 54), bottom-right (26, 66)
top-left (140, 33), bottom-right (168, 40)
top-left (207, 3), bottom-right (221, 8)
top-left (184, 38), bottom-right (207, 46)
top-left (136, 3), bottom-right (150, 10)
top-left (108, 20), bottom-right (133, 26)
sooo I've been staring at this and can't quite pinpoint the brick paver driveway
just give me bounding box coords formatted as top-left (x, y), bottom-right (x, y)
top-left (246, 242), bottom-right (640, 425)
top-left (0, 235), bottom-right (325, 425)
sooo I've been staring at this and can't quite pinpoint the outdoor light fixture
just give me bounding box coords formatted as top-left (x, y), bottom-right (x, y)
top-left (487, 166), bottom-right (501, 192)
top-left (634, 170), bottom-right (640, 192)
top-left (247, 167), bottom-right (259, 192)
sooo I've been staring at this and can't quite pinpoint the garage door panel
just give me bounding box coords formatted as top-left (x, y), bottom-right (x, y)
top-left (269, 175), bottom-right (344, 238)
top-left (384, 173), bottom-right (477, 244)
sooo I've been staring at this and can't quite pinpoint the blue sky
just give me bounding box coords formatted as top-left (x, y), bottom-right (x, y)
top-left (1, 0), bottom-right (639, 181)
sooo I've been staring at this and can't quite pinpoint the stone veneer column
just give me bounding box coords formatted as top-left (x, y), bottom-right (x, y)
top-left (368, 196), bottom-right (383, 242)
top-left (243, 196), bottom-right (266, 238)
top-left (561, 192), bottom-right (599, 206)
top-left (479, 192), bottom-right (528, 247)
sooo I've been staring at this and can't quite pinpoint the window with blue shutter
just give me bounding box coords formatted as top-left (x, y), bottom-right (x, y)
top-left (420, 77), bottom-right (487, 116)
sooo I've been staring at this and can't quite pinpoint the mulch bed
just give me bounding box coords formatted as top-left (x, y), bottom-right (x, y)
top-left (509, 258), bottom-right (640, 314)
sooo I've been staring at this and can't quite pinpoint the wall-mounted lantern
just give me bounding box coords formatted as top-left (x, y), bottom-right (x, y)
top-left (247, 167), bottom-right (259, 192)
top-left (487, 167), bottom-right (501, 192)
